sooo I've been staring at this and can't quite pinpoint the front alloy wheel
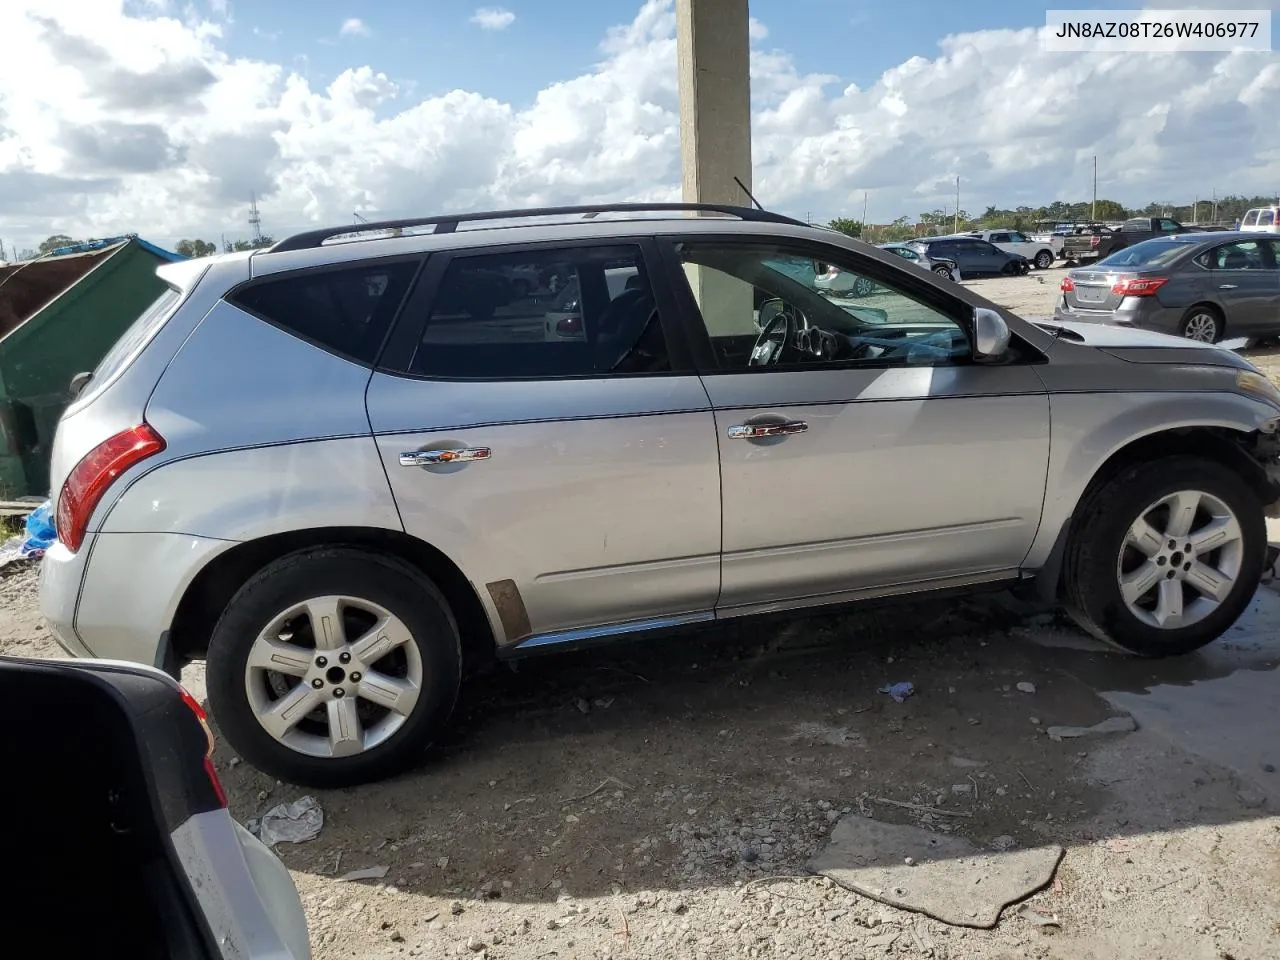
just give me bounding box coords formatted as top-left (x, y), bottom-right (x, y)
top-left (1062, 456), bottom-right (1265, 656)
top-left (1115, 490), bottom-right (1243, 630)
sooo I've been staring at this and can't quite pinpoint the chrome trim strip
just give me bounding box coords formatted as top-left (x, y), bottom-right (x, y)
top-left (513, 611), bottom-right (715, 649)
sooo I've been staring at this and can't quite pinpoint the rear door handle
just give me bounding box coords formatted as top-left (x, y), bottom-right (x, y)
top-left (727, 420), bottom-right (808, 440)
top-left (1219, 284), bottom-right (1238, 289)
top-left (399, 447), bottom-right (491, 466)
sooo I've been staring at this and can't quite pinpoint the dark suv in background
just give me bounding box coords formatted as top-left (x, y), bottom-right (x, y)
top-left (908, 236), bottom-right (1030, 277)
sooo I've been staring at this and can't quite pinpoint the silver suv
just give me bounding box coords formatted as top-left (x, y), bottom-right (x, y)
top-left (39, 203), bottom-right (1280, 786)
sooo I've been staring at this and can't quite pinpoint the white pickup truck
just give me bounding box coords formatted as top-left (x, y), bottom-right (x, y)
top-left (968, 228), bottom-right (1061, 269)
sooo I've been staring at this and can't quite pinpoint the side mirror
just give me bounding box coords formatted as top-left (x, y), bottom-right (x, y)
top-left (973, 308), bottom-right (1010, 360)
top-left (68, 371), bottom-right (93, 400)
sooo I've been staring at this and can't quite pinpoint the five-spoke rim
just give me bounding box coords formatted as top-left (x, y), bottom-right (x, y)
top-left (1184, 313), bottom-right (1218, 342)
top-left (1116, 489), bottom-right (1243, 630)
top-left (244, 595), bottom-right (422, 758)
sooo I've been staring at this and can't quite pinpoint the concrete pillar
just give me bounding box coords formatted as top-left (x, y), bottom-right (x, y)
top-left (676, 0), bottom-right (756, 337)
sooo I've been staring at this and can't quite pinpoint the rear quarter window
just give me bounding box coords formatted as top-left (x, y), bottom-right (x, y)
top-left (228, 260), bottom-right (420, 365)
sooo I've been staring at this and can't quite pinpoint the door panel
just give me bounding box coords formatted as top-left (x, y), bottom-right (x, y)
top-left (705, 365), bottom-right (1050, 609)
top-left (366, 239), bottom-right (721, 646)
top-left (1207, 239), bottom-right (1279, 333)
top-left (658, 234), bottom-right (1051, 614)
top-left (368, 375), bottom-right (721, 642)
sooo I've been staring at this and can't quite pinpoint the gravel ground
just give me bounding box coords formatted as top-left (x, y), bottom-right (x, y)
top-left (2, 269), bottom-right (1278, 960)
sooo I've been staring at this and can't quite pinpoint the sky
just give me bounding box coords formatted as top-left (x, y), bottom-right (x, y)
top-left (0, 0), bottom-right (1277, 253)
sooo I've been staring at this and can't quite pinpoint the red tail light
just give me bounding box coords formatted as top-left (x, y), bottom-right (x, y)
top-left (1111, 276), bottom-right (1168, 297)
top-left (1060, 276), bottom-right (1076, 293)
top-left (1090, 235), bottom-right (1101, 247)
top-left (556, 316), bottom-right (582, 336)
top-left (179, 688), bottom-right (228, 808)
top-left (56, 423), bottom-right (165, 552)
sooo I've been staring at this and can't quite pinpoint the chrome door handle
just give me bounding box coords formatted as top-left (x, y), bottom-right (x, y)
top-left (399, 447), bottom-right (491, 466)
top-left (1219, 284), bottom-right (1238, 289)
top-left (727, 420), bottom-right (808, 440)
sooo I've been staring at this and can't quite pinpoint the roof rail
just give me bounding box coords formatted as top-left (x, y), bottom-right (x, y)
top-left (270, 203), bottom-right (806, 253)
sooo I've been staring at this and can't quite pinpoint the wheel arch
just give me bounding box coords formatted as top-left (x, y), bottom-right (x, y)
top-left (1181, 301), bottom-right (1225, 336)
top-left (169, 526), bottom-right (497, 674)
top-left (1031, 424), bottom-right (1274, 602)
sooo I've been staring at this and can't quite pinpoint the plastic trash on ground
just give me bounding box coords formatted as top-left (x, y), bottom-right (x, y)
top-left (878, 681), bottom-right (915, 703)
top-left (246, 796), bottom-right (324, 846)
top-left (21, 501), bottom-right (55, 558)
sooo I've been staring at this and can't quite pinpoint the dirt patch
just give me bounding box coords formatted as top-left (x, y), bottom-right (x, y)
top-left (4, 568), bottom-right (1276, 960)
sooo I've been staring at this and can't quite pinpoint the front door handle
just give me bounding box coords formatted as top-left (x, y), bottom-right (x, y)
top-left (399, 447), bottom-right (492, 466)
top-left (1219, 284), bottom-right (1238, 289)
top-left (727, 420), bottom-right (808, 440)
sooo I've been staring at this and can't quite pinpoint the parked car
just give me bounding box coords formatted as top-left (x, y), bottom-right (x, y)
top-left (41, 203), bottom-right (1280, 786)
top-left (967, 229), bottom-right (1060, 269)
top-left (907, 236), bottom-right (1031, 277)
top-left (0, 655), bottom-right (310, 958)
top-left (1053, 232), bottom-right (1280, 343)
top-left (1239, 206), bottom-right (1280, 235)
top-left (1062, 216), bottom-right (1203, 264)
top-left (877, 242), bottom-right (960, 281)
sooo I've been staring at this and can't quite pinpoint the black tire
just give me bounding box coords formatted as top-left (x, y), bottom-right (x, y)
top-left (1034, 250), bottom-right (1054, 270)
top-left (932, 264), bottom-right (953, 280)
top-left (851, 276), bottom-right (876, 298)
top-left (1062, 456), bottom-right (1266, 657)
top-left (1179, 305), bottom-right (1223, 343)
top-left (207, 547), bottom-right (462, 787)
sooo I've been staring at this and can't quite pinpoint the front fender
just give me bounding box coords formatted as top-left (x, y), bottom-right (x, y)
top-left (1023, 389), bottom-right (1279, 571)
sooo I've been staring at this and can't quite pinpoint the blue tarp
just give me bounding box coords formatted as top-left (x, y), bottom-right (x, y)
top-left (22, 500), bottom-right (54, 557)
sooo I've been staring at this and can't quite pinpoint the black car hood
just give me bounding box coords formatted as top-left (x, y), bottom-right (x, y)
top-left (1034, 320), bottom-right (1255, 370)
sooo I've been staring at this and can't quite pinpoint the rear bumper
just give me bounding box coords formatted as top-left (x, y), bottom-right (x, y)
top-left (1052, 298), bottom-right (1183, 335)
top-left (40, 532), bottom-right (229, 668)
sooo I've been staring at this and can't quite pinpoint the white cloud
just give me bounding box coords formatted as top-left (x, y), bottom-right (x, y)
top-left (0, 0), bottom-right (1276, 252)
top-left (470, 7), bottom-right (516, 31)
top-left (338, 17), bottom-right (370, 38)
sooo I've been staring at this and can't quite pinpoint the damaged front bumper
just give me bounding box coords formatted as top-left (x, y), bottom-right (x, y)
top-left (1254, 429), bottom-right (1280, 518)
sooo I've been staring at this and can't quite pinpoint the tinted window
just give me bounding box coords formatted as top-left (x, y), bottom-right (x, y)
top-left (1260, 210), bottom-right (1276, 227)
top-left (1098, 238), bottom-right (1191, 268)
top-left (1121, 219), bottom-right (1149, 232)
top-left (989, 233), bottom-right (1010, 243)
top-left (406, 245), bottom-right (668, 380)
top-left (958, 240), bottom-right (992, 253)
top-left (231, 261), bottom-right (418, 365)
top-left (673, 241), bottom-right (969, 371)
top-left (1205, 240), bottom-right (1267, 270)
top-left (1158, 219), bottom-right (1180, 232)
top-left (1008, 232), bottom-right (1029, 243)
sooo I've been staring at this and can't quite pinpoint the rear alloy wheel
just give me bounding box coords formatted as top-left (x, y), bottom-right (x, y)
top-left (851, 276), bottom-right (877, 298)
top-left (1181, 308), bottom-right (1221, 343)
top-left (1062, 457), bottom-right (1265, 656)
top-left (1034, 250), bottom-right (1054, 270)
top-left (932, 264), bottom-right (954, 280)
top-left (207, 548), bottom-right (462, 786)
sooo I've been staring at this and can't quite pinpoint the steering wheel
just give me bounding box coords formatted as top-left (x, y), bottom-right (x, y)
top-left (750, 302), bottom-right (801, 367)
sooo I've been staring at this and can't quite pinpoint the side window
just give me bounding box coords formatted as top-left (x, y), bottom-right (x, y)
top-left (229, 260), bottom-right (418, 365)
top-left (1122, 219), bottom-right (1147, 232)
top-left (672, 241), bottom-right (970, 371)
top-left (1008, 232), bottom-right (1029, 243)
top-left (1260, 210), bottom-right (1276, 227)
top-left (989, 233), bottom-right (1010, 243)
top-left (406, 245), bottom-right (669, 380)
top-left (1209, 241), bottom-right (1266, 270)
top-left (1158, 219), bottom-right (1180, 232)
top-left (960, 240), bottom-right (991, 254)
top-left (1241, 211), bottom-right (1259, 227)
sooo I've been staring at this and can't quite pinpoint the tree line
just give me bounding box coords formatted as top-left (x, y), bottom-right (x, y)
top-left (825, 193), bottom-right (1277, 243)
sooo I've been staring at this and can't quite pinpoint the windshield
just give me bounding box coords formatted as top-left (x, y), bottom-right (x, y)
top-left (1097, 238), bottom-right (1192, 268)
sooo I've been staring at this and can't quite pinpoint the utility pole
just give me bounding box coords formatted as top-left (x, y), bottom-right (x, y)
top-left (1091, 156), bottom-right (1097, 221)
top-left (1192, 196), bottom-right (1199, 224)
top-left (248, 192), bottom-right (263, 244)
top-left (954, 177), bottom-right (960, 234)
top-left (862, 191), bottom-right (868, 227)
top-left (1212, 188), bottom-right (1218, 223)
